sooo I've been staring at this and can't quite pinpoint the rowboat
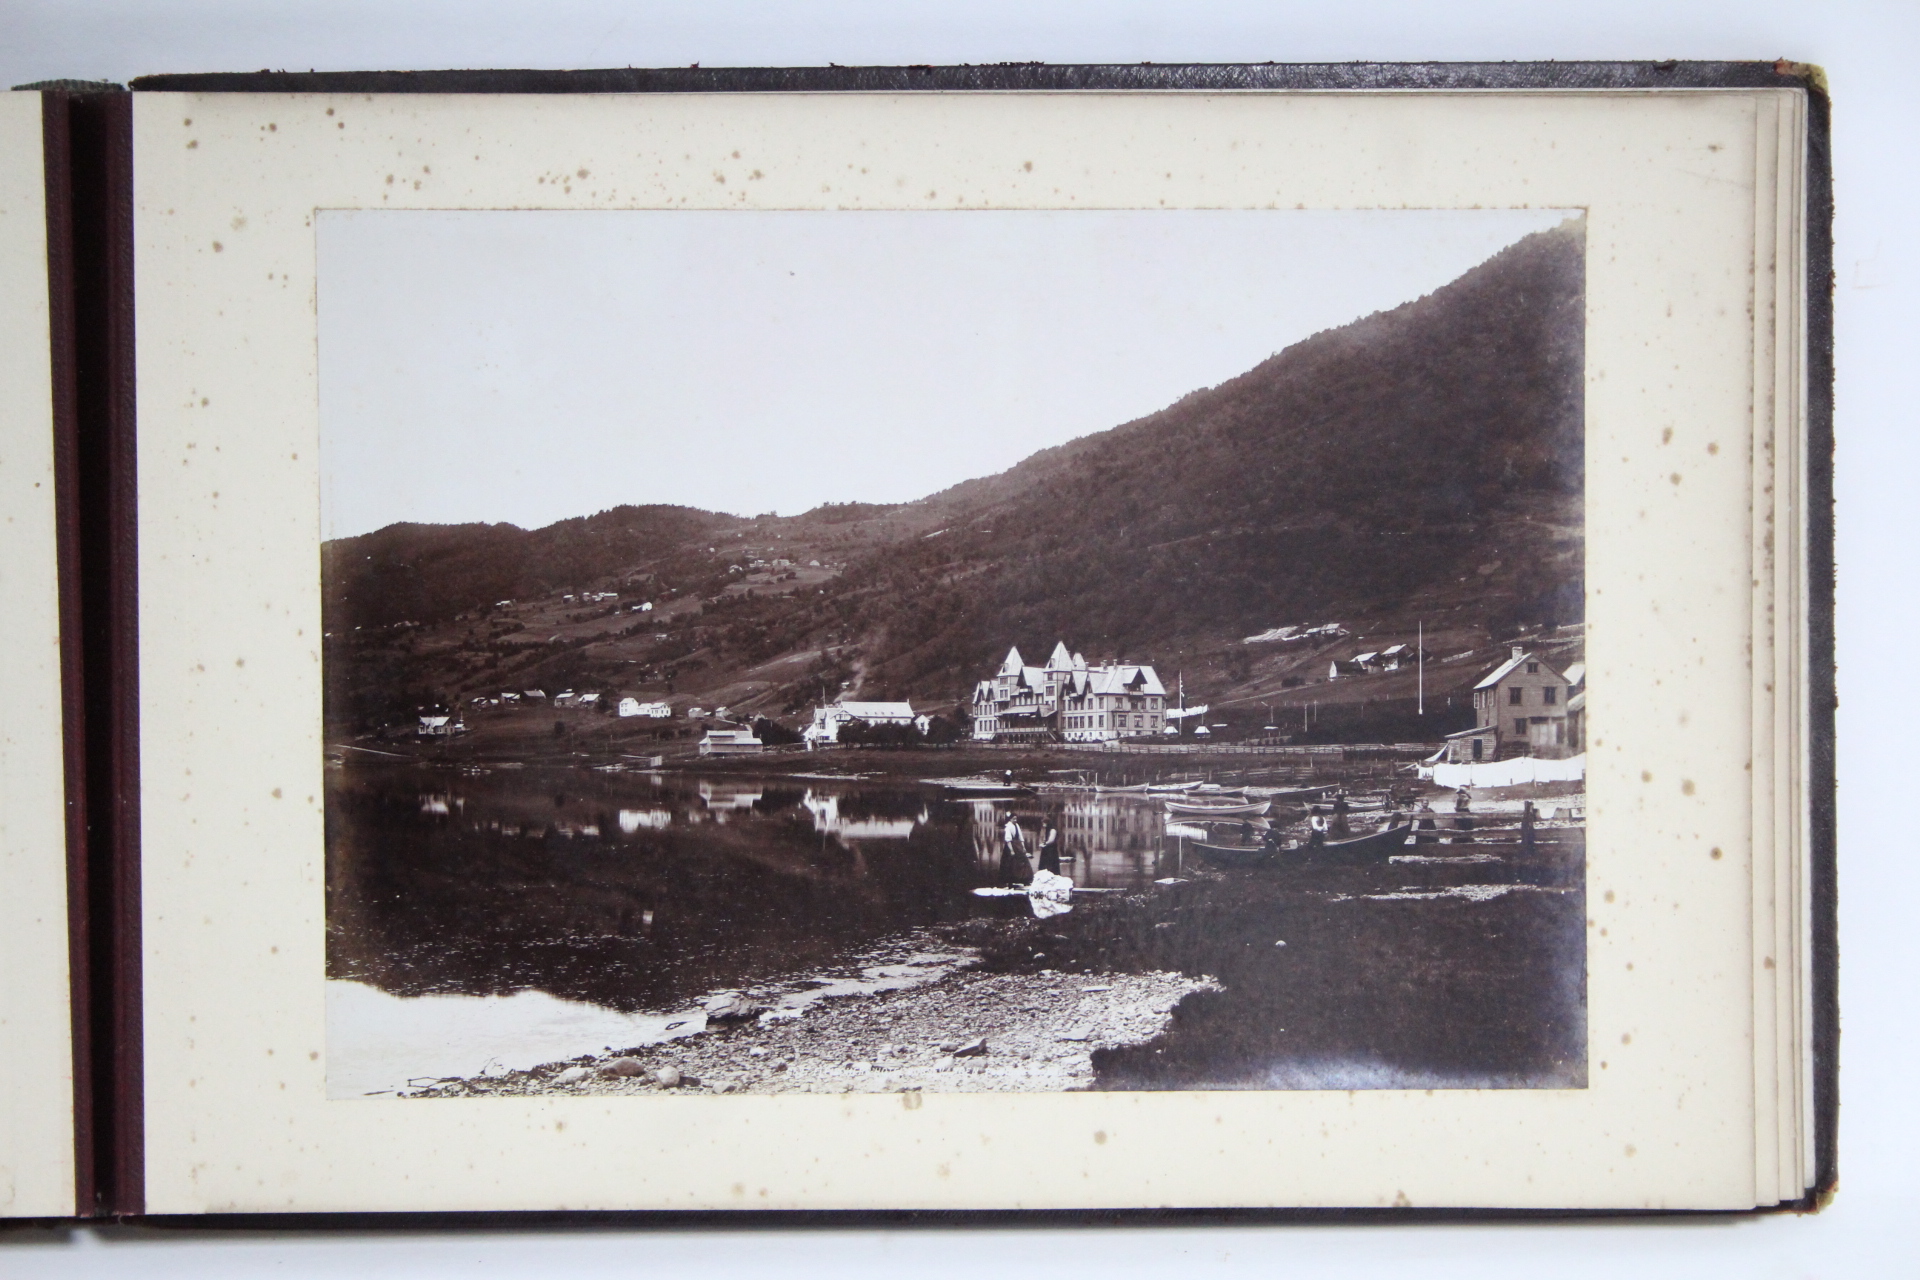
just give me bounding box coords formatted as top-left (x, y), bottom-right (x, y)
top-left (1307, 822), bottom-right (1415, 861)
top-left (1145, 781), bottom-right (1202, 793)
top-left (927, 779), bottom-right (1033, 795)
top-left (1259, 784), bottom-right (1339, 802)
top-left (1190, 842), bottom-right (1275, 868)
top-left (1309, 797), bottom-right (1391, 813)
top-left (1188, 822), bottom-right (1414, 866)
top-left (1163, 798), bottom-right (1272, 818)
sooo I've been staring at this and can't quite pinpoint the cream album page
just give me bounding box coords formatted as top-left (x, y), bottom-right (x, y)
top-left (132, 87), bottom-right (1802, 1212)
top-left (0, 91), bottom-right (77, 1221)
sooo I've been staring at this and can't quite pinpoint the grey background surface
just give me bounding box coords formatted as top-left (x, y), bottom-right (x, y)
top-left (2, 1), bottom-right (1912, 1274)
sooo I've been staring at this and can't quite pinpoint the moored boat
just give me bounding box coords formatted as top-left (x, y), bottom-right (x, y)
top-left (1190, 842), bottom-right (1275, 868)
top-left (926, 778), bottom-right (1034, 795)
top-left (1189, 822), bottom-right (1415, 866)
top-left (1304, 822), bottom-right (1415, 861)
top-left (1164, 798), bottom-right (1272, 818)
top-left (1260, 783), bottom-right (1339, 802)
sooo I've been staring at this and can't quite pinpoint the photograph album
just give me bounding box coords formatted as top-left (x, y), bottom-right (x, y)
top-left (0, 63), bottom-right (1831, 1218)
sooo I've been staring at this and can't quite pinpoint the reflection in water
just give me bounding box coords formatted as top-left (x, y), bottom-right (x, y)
top-left (327, 768), bottom-right (1209, 1090)
top-left (959, 794), bottom-right (1174, 887)
top-left (802, 791), bottom-right (920, 841)
top-left (329, 770), bottom-right (1185, 1006)
top-left (697, 781), bottom-right (763, 810)
top-left (618, 808), bottom-right (671, 834)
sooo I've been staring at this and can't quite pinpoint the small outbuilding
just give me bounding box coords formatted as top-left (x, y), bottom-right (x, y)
top-left (698, 728), bottom-right (764, 757)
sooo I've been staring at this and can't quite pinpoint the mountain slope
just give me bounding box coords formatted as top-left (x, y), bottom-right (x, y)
top-left (322, 220), bottom-right (1584, 724)
top-left (842, 219), bottom-right (1585, 693)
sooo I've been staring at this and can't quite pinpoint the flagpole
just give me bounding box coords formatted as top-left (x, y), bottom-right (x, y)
top-left (1418, 620), bottom-right (1425, 716)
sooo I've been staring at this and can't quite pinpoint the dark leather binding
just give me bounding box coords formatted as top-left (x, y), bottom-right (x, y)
top-left (48, 88), bottom-right (142, 1218)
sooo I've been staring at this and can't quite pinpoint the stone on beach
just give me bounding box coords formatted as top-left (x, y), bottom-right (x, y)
top-left (552, 1066), bottom-right (590, 1085)
top-left (953, 1037), bottom-right (988, 1057)
top-left (600, 1057), bottom-right (645, 1078)
top-left (703, 992), bottom-right (764, 1021)
top-left (652, 1065), bottom-right (683, 1087)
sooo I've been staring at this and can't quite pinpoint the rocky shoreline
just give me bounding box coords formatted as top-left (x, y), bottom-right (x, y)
top-left (402, 949), bottom-right (1214, 1097)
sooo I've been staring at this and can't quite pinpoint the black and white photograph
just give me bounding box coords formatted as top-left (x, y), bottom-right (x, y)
top-left (319, 207), bottom-right (1589, 1100)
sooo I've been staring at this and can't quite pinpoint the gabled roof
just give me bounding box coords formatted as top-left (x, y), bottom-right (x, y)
top-left (1474, 654), bottom-right (1527, 689)
top-left (998, 646), bottom-right (1025, 676)
top-left (1563, 662), bottom-right (1586, 688)
top-left (1088, 665), bottom-right (1166, 696)
top-left (1046, 640), bottom-right (1074, 670)
top-left (1474, 651), bottom-right (1565, 690)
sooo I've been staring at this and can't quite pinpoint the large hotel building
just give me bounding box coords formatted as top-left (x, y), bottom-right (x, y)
top-left (970, 642), bottom-right (1168, 744)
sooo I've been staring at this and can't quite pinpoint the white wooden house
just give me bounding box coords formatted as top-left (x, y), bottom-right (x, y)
top-left (1444, 647), bottom-right (1575, 762)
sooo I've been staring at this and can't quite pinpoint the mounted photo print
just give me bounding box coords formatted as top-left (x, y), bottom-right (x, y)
top-left (315, 207), bottom-right (1590, 1101)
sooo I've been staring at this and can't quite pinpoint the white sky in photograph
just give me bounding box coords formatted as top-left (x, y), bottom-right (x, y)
top-left (318, 207), bottom-right (1571, 540)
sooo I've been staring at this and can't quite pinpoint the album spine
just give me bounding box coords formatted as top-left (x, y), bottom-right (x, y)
top-left (1803, 76), bottom-right (1838, 1208)
top-left (43, 87), bottom-right (143, 1220)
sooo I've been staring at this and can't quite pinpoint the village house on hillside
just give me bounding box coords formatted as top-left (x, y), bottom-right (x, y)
top-left (803, 700), bottom-right (917, 746)
top-left (698, 727), bottom-right (763, 756)
top-left (415, 712), bottom-right (463, 737)
top-left (971, 642), bottom-right (1167, 744)
top-left (1443, 646), bottom-right (1579, 763)
top-left (1329, 643), bottom-right (1429, 680)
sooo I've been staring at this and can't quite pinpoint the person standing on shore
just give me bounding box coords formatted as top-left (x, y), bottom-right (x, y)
top-left (1000, 812), bottom-right (1031, 884)
top-left (1454, 786), bottom-right (1475, 843)
top-left (1037, 823), bottom-right (1062, 876)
